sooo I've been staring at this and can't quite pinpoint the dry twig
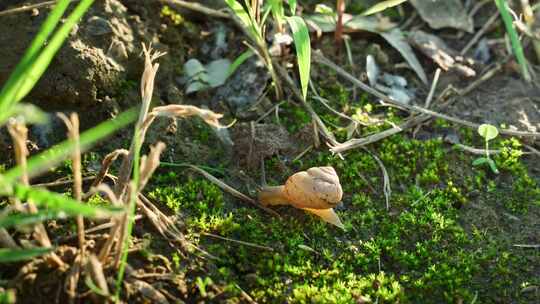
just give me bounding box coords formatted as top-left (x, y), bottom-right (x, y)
top-left (7, 119), bottom-right (65, 268)
top-left (0, 0), bottom-right (77, 17)
top-left (159, 0), bottom-right (230, 19)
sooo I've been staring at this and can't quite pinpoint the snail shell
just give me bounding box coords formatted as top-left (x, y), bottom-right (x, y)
top-left (283, 166), bottom-right (343, 209)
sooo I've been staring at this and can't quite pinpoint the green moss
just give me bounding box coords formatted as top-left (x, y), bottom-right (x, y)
top-left (146, 99), bottom-right (538, 303)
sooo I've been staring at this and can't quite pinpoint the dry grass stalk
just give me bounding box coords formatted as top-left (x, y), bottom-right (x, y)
top-left (89, 149), bottom-right (129, 190)
top-left (0, 228), bottom-right (18, 249)
top-left (138, 142), bottom-right (166, 191)
top-left (58, 113), bottom-right (85, 255)
top-left (87, 183), bottom-right (121, 206)
top-left (86, 254), bottom-right (110, 298)
top-left (63, 255), bottom-right (82, 303)
top-left (99, 44), bottom-right (165, 265)
top-left (521, 0), bottom-right (540, 62)
top-left (99, 43), bottom-right (230, 269)
top-left (147, 105), bottom-right (225, 129)
top-left (137, 194), bottom-right (217, 259)
top-left (7, 118), bottom-right (65, 268)
top-left (58, 112), bottom-right (85, 303)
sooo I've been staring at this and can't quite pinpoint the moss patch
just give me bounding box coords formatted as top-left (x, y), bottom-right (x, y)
top-left (147, 127), bottom-right (539, 303)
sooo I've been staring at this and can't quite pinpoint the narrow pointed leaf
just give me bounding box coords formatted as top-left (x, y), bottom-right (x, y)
top-left (363, 0), bottom-right (408, 16)
top-left (286, 16), bottom-right (311, 100)
top-left (12, 0), bottom-right (95, 104)
top-left (11, 185), bottom-right (123, 219)
top-left (0, 0), bottom-right (72, 110)
top-left (2, 108), bottom-right (137, 184)
top-left (0, 247), bottom-right (53, 263)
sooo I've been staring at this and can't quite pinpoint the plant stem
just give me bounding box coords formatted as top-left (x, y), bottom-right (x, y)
top-left (495, 0), bottom-right (531, 82)
top-left (114, 129), bottom-right (141, 302)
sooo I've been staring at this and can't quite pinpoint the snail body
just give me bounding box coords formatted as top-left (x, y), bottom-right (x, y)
top-left (258, 167), bottom-right (344, 228)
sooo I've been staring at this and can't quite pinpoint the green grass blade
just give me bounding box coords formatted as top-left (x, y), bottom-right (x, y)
top-left (0, 210), bottom-right (59, 229)
top-left (362, 0), bottom-right (407, 16)
top-left (2, 108), bottom-right (137, 184)
top-left (228, 50), bottom-right (254, 77)
top-left (286, 16), bottom-right (311, 100)
top-left (268, 0), bottom-right (285, 25)
top-left (13, 0), bottom-right (95, 103)
top-left (224, 0), bottom-right (262, 40)
top-left (0, 103), bottom-right (48, 126)
top-left (0, 0), bottom-right (72, 110)
top-left (495, 0), bottom-right (531, 82)
top-left (0, 247), bottom-right (53, 263)
top-left (289, 0), bottom-right (297, 15)
top-left (225, 0), bottom-right (253, 29)
top-left (9, 185), bottom-right (123, 219)
top-left (115, 129), bottom-right (142, 300)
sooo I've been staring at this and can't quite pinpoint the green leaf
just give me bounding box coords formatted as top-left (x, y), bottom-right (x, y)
top-left (495, 0), bottom-right (531, 82)
top-left (85, 276), bottom-right (111, 297)
top-left (268, 0), bottom-right (285, 25)
top-left (0, 289), bottom-right (16, 304)
top-left (0, 198), bottom-right (121, 229)
top-left (286, 16), bottom-right (311, 100)
top-left (289, 0), bottom-right (297, 15)
top-left (11, 0), bottom-right (95, 105)
top-left (0, 0), bottom-right (73, 111)
top-left (228, 50), bottom-right (254, 77)
top-left (487, 159), bottom-right (500, 174)
top-left (224, 0), bottom-right (251, 27)
top-left (314, 4), bottom-right (335, 15)
top-left (472, 158), bottom-right (488, 166)
top-left (225, 0), bottom-right (258, 35)
top-left (2, 108), bottom-right (137, 184)
top-left (363, 0), bottom-right (408, 16)
top-left (0, 103), bottom-right (48, 126)
top-left (0, 247), bottom-right (53, 263)
top-left (0, 210), bottom-right (60, 229)
top-left (10, 184), bottom-right (123, 219)
top-left (478, 124), bottom-right (499, 141)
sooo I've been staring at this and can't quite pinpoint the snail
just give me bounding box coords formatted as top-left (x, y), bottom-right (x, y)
top-left (258, 166), bottom-right (345, 229)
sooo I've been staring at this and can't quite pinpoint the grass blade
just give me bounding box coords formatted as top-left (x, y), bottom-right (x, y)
top-left (0, 210), bottom-right (59, 229)
top-left (495, 0), bottom-right (531, 82)
top-left (362, 0), bottom-right (407, 16)
top-left (2, 108), bottom-right (137, 184)
top-left (228, 50), bottom-right (254, 76)
top-left (289, 0), bottom-right (297, 15)
top-left (0, 187), bottom-right (123, 230)
top-left (12, 0), bottom-right (95, 104)
top-left (0, 0), bottom-right (72, 110)
top-left (286, 16), bottom-right (311, 100)
top-left (0, 247), bottom-right (53, 263)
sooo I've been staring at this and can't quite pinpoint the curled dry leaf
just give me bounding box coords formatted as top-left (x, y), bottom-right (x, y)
top-left (150, 105), bottom-right (225, 129)
top-left (258, 167), bottom-right (345, 228)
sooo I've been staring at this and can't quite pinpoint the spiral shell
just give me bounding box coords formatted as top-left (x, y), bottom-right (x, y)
top-left (283, 166), bottom-right (343, 209)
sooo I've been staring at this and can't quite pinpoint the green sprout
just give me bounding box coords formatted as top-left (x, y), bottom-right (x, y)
top-left (473, 124), bottom-right (499, 174)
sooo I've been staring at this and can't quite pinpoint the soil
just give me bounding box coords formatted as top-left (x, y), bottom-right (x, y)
top-left (0, 0), bottom-right (539, 303)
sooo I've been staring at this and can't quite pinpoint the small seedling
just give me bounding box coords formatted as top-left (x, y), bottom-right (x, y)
top-left (473, 124), bottom-right (499, 174)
